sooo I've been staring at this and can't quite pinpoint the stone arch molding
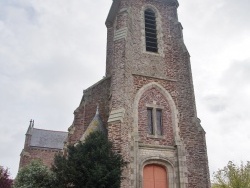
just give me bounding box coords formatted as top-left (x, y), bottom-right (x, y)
top-left (140, 156), bottom-right (176, 188)
top-left (141, 4), bottom-right (164, 57)
top-left (133, 82), bottom-right (180, 144)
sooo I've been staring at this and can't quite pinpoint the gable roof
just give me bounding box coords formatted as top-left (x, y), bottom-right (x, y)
top-left (30, 128), bottom-right (67, 149)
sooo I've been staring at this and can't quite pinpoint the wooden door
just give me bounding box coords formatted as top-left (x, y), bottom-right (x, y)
top-left (143, 164), bottom-right (168, 188)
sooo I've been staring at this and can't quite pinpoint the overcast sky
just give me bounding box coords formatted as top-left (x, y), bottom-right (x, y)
top-left (0, 0), bottom-right (249, 179)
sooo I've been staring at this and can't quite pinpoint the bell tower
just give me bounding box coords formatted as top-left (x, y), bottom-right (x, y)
top-left (104, 0), bottom-right (211, 187)
top-left (19, 0), bottom-right (210, 187)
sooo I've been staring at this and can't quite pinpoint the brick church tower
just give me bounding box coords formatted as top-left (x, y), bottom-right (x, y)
top-left (67, 0), bottom-right (211, 187)
top-left (19, 0), bottom-right (211, 187)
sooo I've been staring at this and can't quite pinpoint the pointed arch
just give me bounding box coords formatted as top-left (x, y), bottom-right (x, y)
top-left (133, 82), bottom-right (180, 143)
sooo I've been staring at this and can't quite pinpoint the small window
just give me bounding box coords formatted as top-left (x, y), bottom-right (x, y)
top-left (156, 109), bottom-right (163, 135)
top-left (147, 108), bottom-right (153, 135)
top-left (147, 107), bottom-right (163, 136)
top-left (144, 9), bottom-right (158, 53)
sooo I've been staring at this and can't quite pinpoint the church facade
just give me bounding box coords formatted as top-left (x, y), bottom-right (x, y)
top-left (20, 0), bottom-right (211, 187)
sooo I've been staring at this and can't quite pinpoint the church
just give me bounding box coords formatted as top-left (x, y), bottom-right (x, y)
top-left (19, 0), bottom-right (211, 187)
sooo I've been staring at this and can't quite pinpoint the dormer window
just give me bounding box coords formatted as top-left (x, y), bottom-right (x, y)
top-left (144, 9), bottom-right (158, 53)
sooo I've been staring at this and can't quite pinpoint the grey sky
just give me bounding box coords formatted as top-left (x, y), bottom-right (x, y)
top-left (0, 0), bottom-right (249, 179)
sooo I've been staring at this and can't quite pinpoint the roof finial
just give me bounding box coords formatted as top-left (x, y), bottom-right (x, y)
top-left (26, 119), bottom-right (33, 135)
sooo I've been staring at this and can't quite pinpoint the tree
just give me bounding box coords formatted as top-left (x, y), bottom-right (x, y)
top-left (212, 161), bottom-right (250, 188)
top-left (52, 131), bottom-right (125, 188)
top-left (14, 160), bottom-right (55, 188)
top-left (0, 166), bottom-right (13, 188)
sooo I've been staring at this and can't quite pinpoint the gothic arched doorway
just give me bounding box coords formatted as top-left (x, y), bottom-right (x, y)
top-left (143, 164), bottom-right (168, 188)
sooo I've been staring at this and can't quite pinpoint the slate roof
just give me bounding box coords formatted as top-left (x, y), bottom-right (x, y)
top-left (80, 107), bottom-right (106, 142)
top-left (30, 128), bottom-right (67, 149)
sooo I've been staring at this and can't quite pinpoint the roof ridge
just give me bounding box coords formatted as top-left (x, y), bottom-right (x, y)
top-left (33, 128), bottom-right (67, 133)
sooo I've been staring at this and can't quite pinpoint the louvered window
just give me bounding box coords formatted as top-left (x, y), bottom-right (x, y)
top-left (145, 9), bottom-right (158, 53)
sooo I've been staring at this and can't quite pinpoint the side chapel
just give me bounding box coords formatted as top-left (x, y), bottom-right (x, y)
top-left (19, 0), bottom-right (211, 187)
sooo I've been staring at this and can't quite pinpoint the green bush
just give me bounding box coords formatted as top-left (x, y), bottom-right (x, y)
top-left (14, 160), bottom-right (55, 188)
top-left (212, 161), bottom-right (250, 188)
top-left (52, 131), bottom-right (125, 188)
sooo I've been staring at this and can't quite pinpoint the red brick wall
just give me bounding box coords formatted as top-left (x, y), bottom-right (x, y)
top-left (19, 147), bottom-right (62, 169)
top-left (138, 87), bottom-right (175, 146)
top-left (68, 77), bottom-right (111, 145)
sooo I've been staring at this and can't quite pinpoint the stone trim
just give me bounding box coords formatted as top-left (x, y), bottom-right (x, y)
top-left (119, 8), bottom-right (128, 14)
top-left (133, 82), bottom-right (180, 143)
top-left (146, 103), bottom-right (164, 109)
top-left (146, 134), bottom-right (164, 139)
top-left (105, 0), bottom-right (121, 27)
top-left (132, 82), bottom-right (188, 187)
top-left (139, 144), bottom-right (175, 151)
top-left (132, 73), bottom-right (177, 82)
top-left (20, 150), bottom-right (31, 157)
top-left (176, 145), bottom-right (188, 188)
top-left (108, 108), bottom-right (125, 123)
top-left (114, 28), bottom-right (128, 41)
top-left (29, 146), bottom-right (63, 152)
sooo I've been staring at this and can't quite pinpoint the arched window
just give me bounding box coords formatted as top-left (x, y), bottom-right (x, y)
top-left (144, 9), bottom-right (158, 53)
top-left (143, 164), bottom-right (168, 188)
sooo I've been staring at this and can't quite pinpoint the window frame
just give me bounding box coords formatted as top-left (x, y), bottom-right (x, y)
top-left (141, 5), bottom-right (164, 57)
top-left (144, 8), bottom-right (158, 53)
top-left (147, 108), bottom-right (154, 135)
top-left (156, 109), bottom-right (163, 136)
top-left (146, 104), bottom-right (164, 137)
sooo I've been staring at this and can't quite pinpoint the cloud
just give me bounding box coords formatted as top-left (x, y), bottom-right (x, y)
top-left (199, 59), bottom-right (250, 176)
top-left (0, 0), bottom-right (111, 177)
top-left (179, 0), bottom-right (250, 177)
top-left (0, 0), bottom-right (249, 181)
top-left (202, 95), bottom-right (228, 113)
top-left (221, 59), bottom-right (250, 88)
top-left (216, 59), bottom-right (250, 131)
